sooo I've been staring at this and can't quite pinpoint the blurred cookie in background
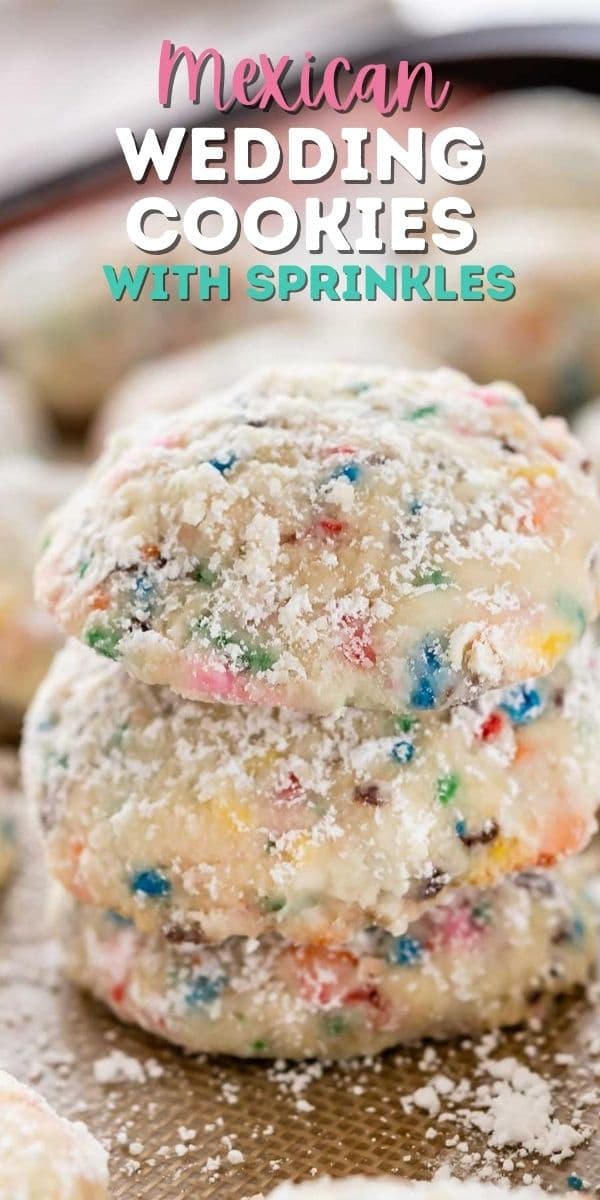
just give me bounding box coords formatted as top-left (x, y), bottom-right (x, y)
top-left (0, 751), bottom-right (19, 886)
top-left (0, 368), bottom-right (50, 455)
top-left (404, 209), bottom-right (600, 414)
top-left (457, 88), bottom-right (600, 212)
top-left (92, 309), bottom-right (424, 450)
top-left (0, 457), bottom-right (81, 739)
top-left (0, 199), bottom-right (263, 428)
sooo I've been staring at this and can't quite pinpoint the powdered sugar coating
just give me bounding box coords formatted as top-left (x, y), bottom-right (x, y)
top-left (0, 457), bottom-right (80, 720)
top-left (35, 365), bottom-right (600, 715)
top-left (24, 638), bottom-right (600, 945)
top-left (0, 1069), bottom-right (109, 1199)
top-left (64, 864), bottom-right (594, 1060)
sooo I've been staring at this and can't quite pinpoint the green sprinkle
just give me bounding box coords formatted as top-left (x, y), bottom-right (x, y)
top-left (413, 569), bottom-right (450, 588)
top-left (555, 592), bottom-right (586, 636)
top-left (196, 618), bottom-right (277, 674)
top-left (192, 563), bottom-right (217, 587)
top-left (251, 1038), bottom-right (268, 1054)
top-left (85, 627), bottom-right (122, 661)
top-left (437, 773), bottom-right (459, 805)
top-left (259, 895), bottom-right (286, 913)
top-left (265, 838), bottom-right (277, 855)
top-left (241, 644), bottom-right (277, 673)
top-left (77, 559), bottom-right (91, 579)
top-left (394, 714), bottom-right (415, 734)
top-left (106, 721), bottom-right (129, 752)
top-left (323, 1013), bottom-right (347, 1036)
top-left (406, 404), bottom-right (438, 421)
top-left (472, 900), bottom-right (493, 926)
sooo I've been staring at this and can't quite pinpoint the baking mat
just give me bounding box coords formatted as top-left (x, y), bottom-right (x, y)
top-left (2, 793), bottom-right (600, 1199)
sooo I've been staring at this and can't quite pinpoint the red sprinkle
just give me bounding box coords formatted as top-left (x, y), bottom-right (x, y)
top-left (276, 772), bottom-right (303, 802)
top-left (344, 985), bottom-right (385, 1011)
top-left (340, 616), bottom-right (377, 669)
top-left (313, 517), bottom-right (346, 537)
top-left (111, 982), bottom-right (126, 1004)
top-left (478, 711), bottom-right (504, 741)
top-left (322, 445), bottom-right (358, 457)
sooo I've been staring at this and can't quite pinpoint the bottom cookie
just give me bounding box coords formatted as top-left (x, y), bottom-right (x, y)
top-left (64, 865), bottom-right (594, 1061)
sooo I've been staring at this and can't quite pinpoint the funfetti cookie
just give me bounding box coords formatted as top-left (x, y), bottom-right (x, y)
top-left (23, 637), bottom-right (600, 945)
top-left (65, 862), bottom-right (594, 1061)
top-left (35, 365), bottom-right (600, 715)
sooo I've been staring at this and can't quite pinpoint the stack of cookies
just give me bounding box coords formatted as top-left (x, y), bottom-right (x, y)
top-left (22, 364), bottom-right (600, 1060)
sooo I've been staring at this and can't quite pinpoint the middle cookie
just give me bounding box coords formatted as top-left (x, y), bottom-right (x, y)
top-left (23, 637), bottom-right (600, 946)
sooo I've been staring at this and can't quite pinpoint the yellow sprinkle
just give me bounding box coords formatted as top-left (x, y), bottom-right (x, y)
top-left (466, 837), bottom-right (521, 884)
top-left (211, 792), bottom-right (252, 834)
top-left (530, 628), bottom-right (574, 664)
top-left (244, 749), bottom-right (281, 778)
top-left (511, 463), bottom-right (557, 482)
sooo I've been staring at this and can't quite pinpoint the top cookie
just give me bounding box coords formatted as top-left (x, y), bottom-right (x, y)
top-left (35, 365), bottom-right (600, 715)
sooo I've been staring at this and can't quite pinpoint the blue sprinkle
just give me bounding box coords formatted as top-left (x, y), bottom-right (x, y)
top-left (130, 869), bottom-right (171, 898)
top-left (134, 575), bottom-right (154, 607)
top-left (500, 683), bottom-right (544, 725)
top-left (185, 974), bottom-right (227, 1007)
top-left (105, 910), bottom-right (134, 927)
top-left (410, 676), bottom-right (437, 710)
top-left (37, 715), bottom-right (58, 732)
top-left (0, 818), bottom-right (14, 843)
top-left (409, 498), bottom-right (423, 514)
top-left (570, 915), bottom-right (586, 944)
top-left (387, 934), bottom-right (423, 967)
top-left (390, 739), bottom-right (415, 764)
top-left (409, 636), bottom-right (452, 710)
top-left (567, 1176), bottom-right (584, 1192)
top-left (209, 453), bottom-right (237, 474)
top-left (455, 819), bottom-right (467, 838)
top-left (331, 461), bottom-right (362, 484)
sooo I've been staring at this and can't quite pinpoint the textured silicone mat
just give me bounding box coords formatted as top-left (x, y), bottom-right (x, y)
top-left (2, 793), bottom-right (600, 1199)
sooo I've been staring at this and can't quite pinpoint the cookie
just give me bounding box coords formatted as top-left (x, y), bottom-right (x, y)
top-left (407, 212), bottom-right (600, 414)
top-left (458, 89), bottom-right (600, 212)
top-left (0, 369), bottom-right (48, 455)
top-left (23, 638), bottom-right (600, 945)
top-left (0, 200), bottom-right (256, 422)
top-left (35, 365), bottom-right (600, 715)
top-left (0, 457), bottom-right (81, 727)
top-left (64, 864), bottom-right (594, 1060)
top-left (0, 1069), bottom-right (108, 1199)
top-left (92, 315), bottom-right (419, 451)
top-left (0, 752), bottom-right (19, 885)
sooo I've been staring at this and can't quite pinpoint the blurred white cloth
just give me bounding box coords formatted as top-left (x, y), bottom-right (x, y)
top-left (0, 0), bottom-right (394, 201)
top-left (396, 0), bottom-right (600, 31)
